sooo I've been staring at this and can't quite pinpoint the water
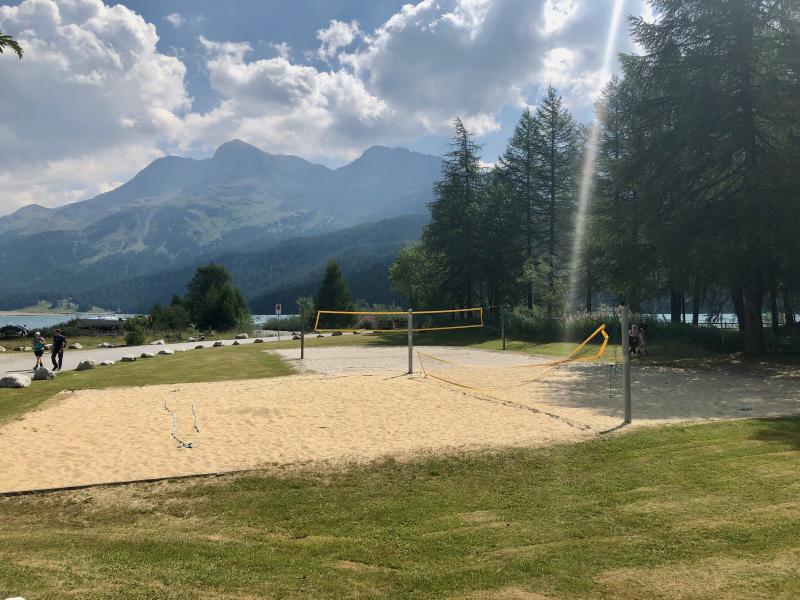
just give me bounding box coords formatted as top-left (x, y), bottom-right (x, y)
top-left (0, 313), bottom-right (137, 331)
top-left (566, 0), bottom-right (626, 311)
top-left (1, 313), bottom-right (297, 332)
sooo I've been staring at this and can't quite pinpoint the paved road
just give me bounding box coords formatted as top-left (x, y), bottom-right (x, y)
top-left (0, 331), bottom-right (308, 376)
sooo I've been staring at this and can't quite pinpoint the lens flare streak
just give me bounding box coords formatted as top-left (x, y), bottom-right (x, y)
top-left (567, 0), bottom-right (626, 312)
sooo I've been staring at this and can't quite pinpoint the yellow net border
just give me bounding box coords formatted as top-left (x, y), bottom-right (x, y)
top-left (314, 308), bottom-right (484, 333)
top-left (417, 324), bottom-right (610, 392)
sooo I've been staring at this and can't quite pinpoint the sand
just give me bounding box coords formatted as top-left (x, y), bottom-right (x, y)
top-left (1, 345), bottom-right (798, 494)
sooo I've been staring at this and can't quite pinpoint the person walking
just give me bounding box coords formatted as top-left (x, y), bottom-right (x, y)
top-left (637, 323), bottom-right (649, 355)
top-left (51, 328), bottom-right (67, 371)
top-left (628, 324), bottom-right (639, 356)
top-left (32, 331), bottom-right (46, 370)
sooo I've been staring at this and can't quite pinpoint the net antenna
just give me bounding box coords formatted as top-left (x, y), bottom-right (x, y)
top-left (417, 324), bottom-right (610, 392)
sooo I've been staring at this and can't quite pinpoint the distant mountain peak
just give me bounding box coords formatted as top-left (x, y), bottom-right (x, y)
top-left (13, 203), bottom-right (50, 215)
top-left (213, 139), bottom-right (265, 160)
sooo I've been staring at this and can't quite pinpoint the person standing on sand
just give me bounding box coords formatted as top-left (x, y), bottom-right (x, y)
top-left (32, 331), bottom-right (45, 370)
top-left (51, 328), bottom-right (67, 371)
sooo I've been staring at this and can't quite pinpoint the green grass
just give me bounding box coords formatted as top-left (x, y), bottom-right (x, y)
top-left (0, 418), bottom-right (798, 598)
top-left (0, 344), bottom-right (293, 423)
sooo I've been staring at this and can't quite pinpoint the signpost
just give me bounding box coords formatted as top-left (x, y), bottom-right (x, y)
top-left (276, 303), bottom-right (282, 341)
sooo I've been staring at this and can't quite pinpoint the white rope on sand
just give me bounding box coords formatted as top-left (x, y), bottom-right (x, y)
top-left (164, 388), bottom-right (200, 448)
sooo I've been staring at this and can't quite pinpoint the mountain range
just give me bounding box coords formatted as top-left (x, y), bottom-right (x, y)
top-left (0, 140), bottom-right (441, 311)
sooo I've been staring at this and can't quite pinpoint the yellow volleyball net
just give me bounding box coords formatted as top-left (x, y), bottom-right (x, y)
top-left (314, 308), bottom-right (484, 333)
top-left (417, 324), bottom-right (610, 392)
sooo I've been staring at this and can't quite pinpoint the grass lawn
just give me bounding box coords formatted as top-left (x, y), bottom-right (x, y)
top-left (0, 344), bottom-right (294, 423)
top-left (0, 418), bottom-right (797, 598)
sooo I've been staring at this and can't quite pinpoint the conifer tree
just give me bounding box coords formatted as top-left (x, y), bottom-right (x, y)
top-left (423, 118), bottom-right (484, 308)
top-left (623, 0), bottom-right (800, 354)
top-left (499, 108), bottom-right (540, 308)
top-left (534, 87), bottom-right (579, 315)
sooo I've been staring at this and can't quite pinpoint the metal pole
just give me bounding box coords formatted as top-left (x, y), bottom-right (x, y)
top-left (621, 304), bottom-right (632, 423)
top-left (300, 307), bottom-right (305, 360)
top-left (407, 308), bottom-right (413, 375)
top-left (501, 304), bottom-right (506, 351)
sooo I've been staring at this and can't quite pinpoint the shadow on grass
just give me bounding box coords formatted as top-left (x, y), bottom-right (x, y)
top-left (749, 417), bottom-right (800, 450)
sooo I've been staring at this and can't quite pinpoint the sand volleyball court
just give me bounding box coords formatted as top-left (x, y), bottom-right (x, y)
top-left (1, 345), bottom-right (799, 494)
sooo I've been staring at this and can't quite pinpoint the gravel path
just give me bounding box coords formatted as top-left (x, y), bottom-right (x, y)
top-left (0, 331), bottom-right (308, 376)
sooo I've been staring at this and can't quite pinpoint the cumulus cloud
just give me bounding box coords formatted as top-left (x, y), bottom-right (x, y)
top-left (315, 19), bottom-right (360, 62)
top-left (0, 0), bottom-right (649, 215)
top-left (0, 0), bottom-right (189, 212)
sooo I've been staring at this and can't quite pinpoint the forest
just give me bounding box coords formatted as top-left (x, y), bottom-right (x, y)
top-left (390, 0), bottom-right (800, 356)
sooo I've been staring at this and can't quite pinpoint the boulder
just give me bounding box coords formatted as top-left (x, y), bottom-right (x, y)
top-left (187, 337), bottom-right (197, 343)
top-left (198, 335), bottom-right (206, 341)
top-left (76, 360), bottom-right (95, 371)
top-left (213, 341), bottom-right (224, 348)
top-left (292, 335), bottom-right (301, 340)
top-left (69, 343), bottom-right (83, 350)
top-left (158, 349), bottom-right (175, 355)
top-left (100, 360), bottom-right (115, 366)
top-left (140, 352), bottom-right (156, 358)
top-left (98, 342), bottom-right (115, 348)
top-left (33, 367), bottom-right (55, 381)
top-left (195, 345), bottom-right (205, 350)
top-left (332, 331), bottom-right (343, 337)
top-left (317, 334), bottom-right (324, 338)
top-left (0, 374), bottom-right (31, 388)
top-left (14, 346), bottom-right (30, 352)
top-left (235, 333), bottom-right (249, 339)
top-left (253, 338), bottom-right (264, 343)
top-left (0, 346), bottom-right (5, 352)
top-left (173, 347), bottom-right (186, 352)
top-left (150, 339), bottom-right (165, 346)
top-left (121, 355), bottom-right (136, 362)
top-left (232, 340), bottom-right (240, 346)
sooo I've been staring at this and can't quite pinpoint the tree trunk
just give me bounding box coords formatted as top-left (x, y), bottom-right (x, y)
top-left (585, 268), bottom-right (592, 314)
top-left (784, 290), bottom-right (796, 327)
top-left (731, 286), bottom-right (745, 330)
top-left (692, 277), bottom-right (702, 327)
top-left (742, 280), bottom-right (765, 356)
top-left (681, 291), bottom-right (686, 324)
top-left (770, 283), bottom-right (780, 335)
top-left (670, 289), bottom-right (682, 325)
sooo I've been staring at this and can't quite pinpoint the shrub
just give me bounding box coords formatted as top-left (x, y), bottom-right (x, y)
top-left (123, 317), bottom-right (148, 346)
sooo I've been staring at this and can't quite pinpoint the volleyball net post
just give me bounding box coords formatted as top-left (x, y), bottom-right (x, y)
top-left (621, 304), bottom-right (632, 424)
top-left (407, 309), bottom-right (413, 375)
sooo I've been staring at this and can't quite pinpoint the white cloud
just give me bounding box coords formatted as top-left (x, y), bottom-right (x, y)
top-left (0, 0), bottom-right (190, 213)
top-left (0, 0), bottom-right (650, 216)
top-left (315, 19), bottom-right (360, 61)
top-left (165, 12), bottom-right (184, 28)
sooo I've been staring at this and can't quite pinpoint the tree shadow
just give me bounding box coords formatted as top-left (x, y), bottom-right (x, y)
top-left (749, 417), bottom-right (800, 450)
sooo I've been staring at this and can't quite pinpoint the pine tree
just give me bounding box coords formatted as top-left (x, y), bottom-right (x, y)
top-left (316, 260), bottom-right (353, 311)
top-left (533, 87), bottom-right (579, 315)
top-left (423, 118), bottom-right (484, 308)
top-left (623, 0), bottom-right (800, 354)
top-left (499, 109), bottom-right (540, 308)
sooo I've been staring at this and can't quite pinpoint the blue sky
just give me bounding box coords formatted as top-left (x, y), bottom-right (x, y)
top-left (0, 0), bottom-right (651, 214)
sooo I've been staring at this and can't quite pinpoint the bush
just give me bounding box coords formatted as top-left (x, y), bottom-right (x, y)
top-left (124, 317), bottom-right (148, 346)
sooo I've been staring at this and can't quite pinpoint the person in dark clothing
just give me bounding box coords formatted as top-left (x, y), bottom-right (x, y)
top-left (628, 324), bottom-right (639, 356)
top-left (51, 328), bottom-right (67, 371)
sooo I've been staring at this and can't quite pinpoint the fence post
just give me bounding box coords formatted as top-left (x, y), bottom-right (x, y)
top-left (621, 304), bottom-right (632, 424)
top-left (300, 307), bottom-right (305, 360)
top-left (501, 304), bottom-right (506, 351)
top-left (408, 308), bottom-right (413, 375)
